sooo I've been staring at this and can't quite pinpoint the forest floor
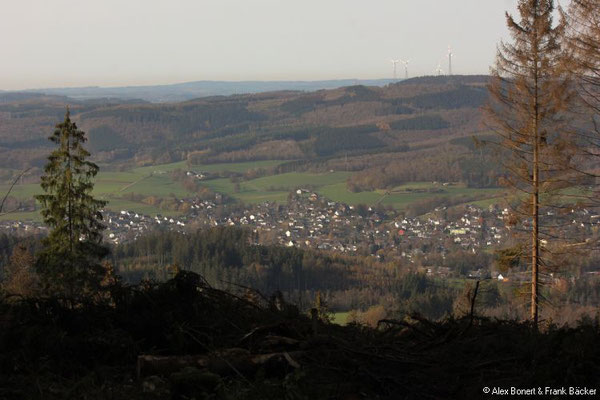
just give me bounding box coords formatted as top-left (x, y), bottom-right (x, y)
top-left (1, 271), bottom-right (599, 400)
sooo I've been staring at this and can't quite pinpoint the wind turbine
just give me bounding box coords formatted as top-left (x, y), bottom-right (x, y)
top-left (435, 62), bottom-right (444, 76)
top-left (447, 46), bottom-right (454, 76)
top-left (400, 59), bottom-right (411, 79)
top-left (390, 59), bottom-right (401, 80)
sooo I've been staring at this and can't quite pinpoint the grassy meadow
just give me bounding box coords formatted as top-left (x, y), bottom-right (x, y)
top-left (0, 159), bottom-right (506, 221)
top-left (332, 311), bottom-right (351, 326)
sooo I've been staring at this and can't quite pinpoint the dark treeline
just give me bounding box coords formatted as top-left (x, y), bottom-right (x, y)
top-left (109, 227), bottom-right (470, 317)
top-left (104, 226), bottom-right (600, 324)
top-left (388, 115), bottom-right (449, 131)
top-left (110, 227), bottom-right (462, 318)
top-left (279, 85), bottom-right (382, 115)
top-left (82, 102), bottom-right (267, 135)
top-left (87, 125), bottom-right (130, 151)
top-left (279, 83), bottom-right (486, 116)
top-left (112, 227), bottom-right (361, 295)
top-left (346, 145), bottom-right (501, 191)
top-left (406, 85), bottom-right (489, 110)
top-left (2, 225), bottom-right (600, 325)
top-left (313, 125), bottom-right (384, 156)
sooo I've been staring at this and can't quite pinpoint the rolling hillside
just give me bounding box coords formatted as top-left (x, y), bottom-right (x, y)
top-left (0, 76), bottom-right (490, 178)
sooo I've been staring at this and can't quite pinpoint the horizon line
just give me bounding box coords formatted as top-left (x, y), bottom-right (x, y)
top-left (1, 74), bottom-right (489, 93)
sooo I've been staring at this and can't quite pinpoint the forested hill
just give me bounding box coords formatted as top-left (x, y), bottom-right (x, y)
top-left (0, 75), bottom-right (489, 177)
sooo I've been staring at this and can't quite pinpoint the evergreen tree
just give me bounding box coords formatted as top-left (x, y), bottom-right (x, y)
top-left (565, 1), bottom-right (600, 197)
top-left (485, 0), bottom-right (574, 325)
top-left (1, 245), bottom-right (38, 297)
top-left (565, 0), bottom-right (600, 115)
top-left (313, 291), bottom-right (332, 323)
top-left (35, 109), bottom-right (108, 297)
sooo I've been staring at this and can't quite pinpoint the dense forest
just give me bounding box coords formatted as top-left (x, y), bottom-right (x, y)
top-left (3, 225), bottom-right (600, 326)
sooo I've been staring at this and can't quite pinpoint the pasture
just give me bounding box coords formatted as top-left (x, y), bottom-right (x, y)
top-left (0, 159), bottom-right (506, 221)
top-left (332, 311), bottom-right (351, 326)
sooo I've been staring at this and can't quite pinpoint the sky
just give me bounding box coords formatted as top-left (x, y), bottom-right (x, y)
top-left (0, 0), bottom-right (520, 90)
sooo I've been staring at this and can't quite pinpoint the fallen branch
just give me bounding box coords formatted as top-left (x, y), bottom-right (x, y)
top-left (0, 167), bottom-right (31, 215)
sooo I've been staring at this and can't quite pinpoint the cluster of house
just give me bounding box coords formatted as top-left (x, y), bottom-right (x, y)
top-left (0, 220), bottom-right (47, 236)
top-left (101, 210), bottom-right (188, 244)
top-left (2, 190), bottom-right (599, 274)
top-left (0, 210), bottom-right (190, 245)
top-left (186, 170), bottom-right (207, 180)
top-left (179, 190), bottom-right (600, 263)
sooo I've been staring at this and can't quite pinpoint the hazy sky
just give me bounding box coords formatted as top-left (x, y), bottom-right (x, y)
top-left (1, 0), bottom-right (520, 90)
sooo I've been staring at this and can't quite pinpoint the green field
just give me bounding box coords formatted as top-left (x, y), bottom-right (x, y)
top-left (218, 174), bottom-right (504, 210)
top-left (0, 160), bottom-right (291, 221)
top-left (318, 183), bottom-right (382, 205)
top-left (332, 311), bottom-right (351, 325)
top-left (0, 159), bottom-right (507, 221)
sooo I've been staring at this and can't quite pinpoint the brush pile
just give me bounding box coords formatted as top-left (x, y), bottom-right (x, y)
top-left (1, 271), bottom-right (599, 399)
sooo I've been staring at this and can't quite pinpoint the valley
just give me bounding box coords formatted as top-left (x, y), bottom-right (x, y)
top-left (3, 1), bottom-right (600, 398)
top-left (0, 76), bottom-right (504, 221)
top-left (0, 158), bottom-right (504, 222)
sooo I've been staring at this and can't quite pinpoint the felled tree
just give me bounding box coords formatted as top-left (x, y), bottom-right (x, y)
top-left (485, 0), bottom-right (575, 325)
top-left (35, 110), bottom-right (108, 297)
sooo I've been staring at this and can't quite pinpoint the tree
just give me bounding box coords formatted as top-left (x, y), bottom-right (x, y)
top-left (565, 0), bottom-right (600, 117)
top-left (1, 245), bottom-right (39, 297)
top-left (564, 1), bottom-right (600, 194)
top-left (313, 291), bottom-right (332, 323)
top-left (34, 110), bottom-right (108, 297)
top-left (485, 0), bottom-right (574, 325)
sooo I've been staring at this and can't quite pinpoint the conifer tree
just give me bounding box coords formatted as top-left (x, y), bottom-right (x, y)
top-left (565, 1), bottom-right (600, 179)
top-left (35, 109), bottom-right (108, 297)
top-left (486, 0), bottom-right (574, 325)
top-left (1, 245), bottom-right (38, 297)
top-left (566, 0), bottom-right (600, 115)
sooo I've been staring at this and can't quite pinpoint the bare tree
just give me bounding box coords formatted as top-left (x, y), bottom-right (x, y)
top-left (565, 0), bottom-right (600, 117)
top-left (485, 0), bottom-right (575, 325)
top-left (564, 0), bottom-right (600, 188)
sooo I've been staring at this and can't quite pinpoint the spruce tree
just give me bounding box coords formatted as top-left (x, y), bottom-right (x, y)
top-left (566, 0), bottom-right (600, 113)
top-left (486, 0), bottom-right (574, 325)
top-left (565, 0), bottom-right (600, 173)
top-left (35, 109), bottom-right (108, 297)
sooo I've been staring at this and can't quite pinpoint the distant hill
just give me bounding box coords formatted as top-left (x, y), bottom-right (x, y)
top-left (0, 75), bottom-right (496, 187)
top-left (11, 79), bottom-right (400, 103)
top-left (0, 92), bottom-right (71, 103)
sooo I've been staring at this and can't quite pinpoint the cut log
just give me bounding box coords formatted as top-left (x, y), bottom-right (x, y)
top-left (137, 350), bottom-right (303, 379)
top-left (137, 354), bottom-right (209, 379)
top-left (259, 335), bottom-right (302, 350)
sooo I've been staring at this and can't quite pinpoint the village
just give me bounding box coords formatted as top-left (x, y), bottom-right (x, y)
top-left (2, 188), bottom-right (598, 281)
